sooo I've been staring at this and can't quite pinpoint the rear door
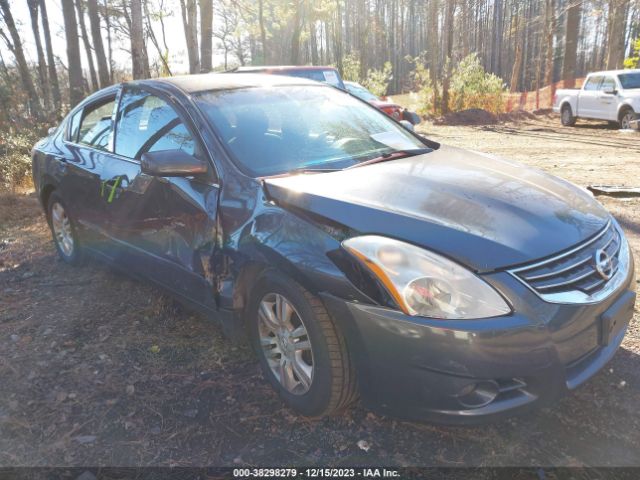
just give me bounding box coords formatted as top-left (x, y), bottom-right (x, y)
top-left (103, 85), bottom-right (220, 308)
top-left (577, 76), bottom-right (603, 118)
top-left (59, 92), bottom-right (118, 246)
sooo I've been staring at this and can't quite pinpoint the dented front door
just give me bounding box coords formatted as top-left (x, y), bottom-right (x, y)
top-left (103, 85), bottom-right (219, 308)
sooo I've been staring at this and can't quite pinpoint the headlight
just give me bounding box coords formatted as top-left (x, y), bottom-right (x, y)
top-left (342, 236), bottom-right (511, 319)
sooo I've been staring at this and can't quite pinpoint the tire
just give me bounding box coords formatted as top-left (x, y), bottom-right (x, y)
top-left (561, 104), bottom-right (576, 126)
top-left (247, 270), bottom-right (357, 417)
top-left (46, 192), bottom-right (84, 265)
top-left (619, 108), bottom-right (638, 130)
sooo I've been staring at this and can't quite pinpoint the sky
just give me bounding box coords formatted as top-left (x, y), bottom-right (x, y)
top-left (3, 0), bottom-right (227, 76)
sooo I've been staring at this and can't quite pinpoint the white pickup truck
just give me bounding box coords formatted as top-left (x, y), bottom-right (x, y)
top-left (553, 69), bottom-right (640, 129)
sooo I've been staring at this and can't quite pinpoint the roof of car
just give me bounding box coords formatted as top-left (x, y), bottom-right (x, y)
top-left (588, 69), bottom-right (640, 76)
top-left (233, 65), bottom-right (339, 72)
top-left (148, 72), bottom-right (322, 94)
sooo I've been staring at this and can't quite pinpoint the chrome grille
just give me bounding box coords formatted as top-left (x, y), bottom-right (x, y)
top-left (511, 222), bottom-right (622, 296)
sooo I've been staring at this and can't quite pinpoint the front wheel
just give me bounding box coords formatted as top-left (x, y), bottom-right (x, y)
top-left (561, 104), bottom-right (576, 126)
top-left (619, 108), bottom-right (638, 130)
top-left (247, 270), bottom-right (357, 417)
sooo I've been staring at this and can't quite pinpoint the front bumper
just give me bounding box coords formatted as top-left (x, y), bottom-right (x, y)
top-left (321, 250), bottom-right (636, 424)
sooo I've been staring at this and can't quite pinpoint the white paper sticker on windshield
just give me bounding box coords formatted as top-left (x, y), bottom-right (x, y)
top-left (323, 70), bottom-right (340, 85)
top-left (370, 131), bottom-right (417, 150)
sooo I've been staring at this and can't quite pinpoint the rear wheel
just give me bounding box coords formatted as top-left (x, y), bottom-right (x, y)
top-left (619, 108), bottom-right (637, 130)
top-left (247, 270), bottom-right (357, 417)
top-left (561, 104), bottom-right (576, 126)
top-left (47, 192), bottom-right (83, 265)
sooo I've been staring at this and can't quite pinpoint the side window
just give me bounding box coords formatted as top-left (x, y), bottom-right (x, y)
top-left (115, 88), bottom-right (196, 160)
top-left (67, 109), bottom-right (82, 142)
top-left (77, 98), bottom-right (116, 150)
top-left (601, 77), bottom-right (616, 91)
top-left (584, 76), bottom-right (603, 91)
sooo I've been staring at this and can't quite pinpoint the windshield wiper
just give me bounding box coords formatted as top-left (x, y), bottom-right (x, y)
top-left (345, 148), bottom-right (432, 169)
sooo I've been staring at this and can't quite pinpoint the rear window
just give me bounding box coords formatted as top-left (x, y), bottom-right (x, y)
top-left (601, 77), bottom-right (616, 91)
top-left (279, 69), bottom-right (345, 89)
top-left (584, 76), bottom-right (603, 91)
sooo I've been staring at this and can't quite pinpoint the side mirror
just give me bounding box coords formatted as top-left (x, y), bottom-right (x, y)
top-left (140, 149), bottom-right (206, 177)
top-left (603, 86), bottom-right (617, 95)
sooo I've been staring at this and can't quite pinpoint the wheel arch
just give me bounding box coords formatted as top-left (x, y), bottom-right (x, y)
top-left (618, 103), bottom-right (635, 122)
top-left (560, 100), bottom-right (573, 112)
top-left (219, 209), bottom-right (376, 318)
top-left (40, 181), bottom-right (57, 213)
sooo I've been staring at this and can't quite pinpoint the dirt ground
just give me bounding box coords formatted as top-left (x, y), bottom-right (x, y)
top-left (1, 114), bottom-right (639, 468)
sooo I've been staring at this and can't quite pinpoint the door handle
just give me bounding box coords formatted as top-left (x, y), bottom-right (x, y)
top-left (52, 155), bottom-right (67, 163)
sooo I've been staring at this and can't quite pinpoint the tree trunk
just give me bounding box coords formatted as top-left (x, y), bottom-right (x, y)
top-left (0, 0), bottom-right (42, 118)
top-left (38, 0), bottom-right (61, 111)
top-left (102, 0), bottom-right (113, 81)
top-left (75, 0), bottom-right (99, 90)
top-left (441, 0), bottom-right (455, 114)
top-left (87, 0), bottom-right (110, 88)
top-left (561, 0), bottom-right (581, 88)
top-left (290, 0), bottom-right (304, 64)
top-left (510, 30), bottom-right (524, 91)
top-left (309, 19), bottom-right (319, 65)
top-left (200, 0), bottom-right (213, 72)
top-left (259, 0), bottom-right (267, 64)
top-left (427, 0), bottom-right (440, 112)
top-left (606, 0), bottom-right (628, 69)
top-left (180, 0), bottom-right (200, 73)
top-left (27, 0), bottom-right (51, 111)
top-left (61, 0), bottom-right (85, 107)
top-left (130, 0), bottom-right (149, 79)
top-left (544, 0), bottom-right (555, 87)
top-left (334, 0), bottom-right (343, 74)
top-left (490, 0), bottom-right (502, 73)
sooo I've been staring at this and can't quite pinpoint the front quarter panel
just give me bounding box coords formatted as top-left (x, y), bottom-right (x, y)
top-left (216, 179), bottom-right (372, 311)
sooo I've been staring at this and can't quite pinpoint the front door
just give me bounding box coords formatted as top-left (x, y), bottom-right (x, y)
top-left (598, 76), bottom-right (619, 121)
top-left (102, 85), bottom-right (220, 309)
top-left (578, 75), bottom-right (603, 118)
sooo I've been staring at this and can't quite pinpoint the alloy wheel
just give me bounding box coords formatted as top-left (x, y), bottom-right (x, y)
top-left (51, 202), bottom-right (74, 257)
top-left (257, 293), bottom-right (314, 395)
top-left (621, 112), bottom-right (635, 130)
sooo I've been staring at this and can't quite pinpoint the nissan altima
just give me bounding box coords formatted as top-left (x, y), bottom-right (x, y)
top-left (32, 74), bottom-right (636, 423)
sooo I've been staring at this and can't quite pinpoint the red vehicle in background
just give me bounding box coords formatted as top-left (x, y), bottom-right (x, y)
top-left (231, 66), bottom-right (346, 90)
top-left (344, 81), bottom-right (404, 120)
top-left (230, 66), bottom-right (420, 126)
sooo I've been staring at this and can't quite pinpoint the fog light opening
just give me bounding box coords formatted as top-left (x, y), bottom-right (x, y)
top-left (456, 381), bottom-right (500, 409)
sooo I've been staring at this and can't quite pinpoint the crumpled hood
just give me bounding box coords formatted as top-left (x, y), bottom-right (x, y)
top-left (264, 145), bottom-right (609, 271)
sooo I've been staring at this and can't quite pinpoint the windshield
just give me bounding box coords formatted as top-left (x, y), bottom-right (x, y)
top-left (346, 84), bottom-right (379, 102)
top-left (618, 72), bottom-right (640, 89)
top-left (195, 85), bottom-right (428, 177)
